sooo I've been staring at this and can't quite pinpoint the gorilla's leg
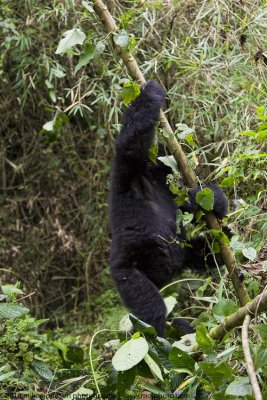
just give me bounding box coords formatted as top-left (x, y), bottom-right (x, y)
top-left (111, 265), bottom-right (167, 337)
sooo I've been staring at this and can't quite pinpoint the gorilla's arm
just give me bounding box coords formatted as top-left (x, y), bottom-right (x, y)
top-left (181, 184), bottom-right (228, 220)
top-left (112, 81), bottom-right (165, 191)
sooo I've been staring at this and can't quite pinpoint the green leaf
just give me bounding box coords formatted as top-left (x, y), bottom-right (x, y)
top-left (56, 369), bottom-right (86, 381)
top-left (174, 188), bottom-right (188, 206)
top-left (0, 371), bottom-right (16, 382)
top-left (255, 323), bottom-right (267, 343)
top-left (169, 347), bottom-right (195, 372)
top-left (74, 44), bottom-right (95, 74)
top-left (43, 120), bottom-right (54, 132)
top-left (141, 382), bottom-right (166, 395)
top-left (129, 314), bottom-right (157, 336)
top-left (94, 41), bottom-right (105, 57)
top-left (82, 0), bottom-right (95, 13)
top-left (213, 299), bottom-right (239, 318)
top-left (117, 367), bottom-right (136, 395)
top-left (196, 277), bottom-right (211, 297)
top-left (144, 354), bottom-right (163, 381)
top-left (149, 145), bottom-right (158, 164)
top-left (239, 130), bottom-right (256, 137)
top-left (113, 29), bottom-right (129, 49)
top-left (122, 81), bottom-right (140, 105)
top-left (211, 229), bottom-right (230, 245)
top-left (254, 345), bottom-right (267, 371)
top-left (242, 247), bottom-right (257, 261)
top-left (158, 155), bottom-right (178, 173)
top-left (55, 28), bottom-right (86, 54)
top-left (225, 377), bottom-right (252, 397)
top-left (257, 129), bottom-right (267, 142)
top-left (196, 188), bottom-right (214, 212)
top-left (112, 337), bottom-right (149, 371)
top-left (65, 345), bottom-right (84, 363)
top-left (164, 296), bottom-right (177, 316)
top-left (119, 314), bottom-right (133, 332)
top-left (0, 303), bottom-right (29, 319)
top-left (31, 360), bottom-right (54, 381)
top-left (173, 333), bottom-right (197, 353)
top-left (196, 323), bottom-right (215, 354)
top-left (220, 176), bottom-right (235, 187)
top-left (199, 362), bottom-right (234, 386)
top-left (1, 284), bottom-right (23, 298)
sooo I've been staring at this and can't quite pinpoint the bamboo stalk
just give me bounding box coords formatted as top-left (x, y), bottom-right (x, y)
top-left (92, 0), bottom-right (250, 306)
top-left (209, 290), bottom-right (267, 340)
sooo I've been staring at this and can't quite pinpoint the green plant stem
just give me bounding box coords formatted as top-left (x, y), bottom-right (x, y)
top-left (209, 290), bottom-right (267, 340)
top-left (92, 0), bottom-right (251, 306)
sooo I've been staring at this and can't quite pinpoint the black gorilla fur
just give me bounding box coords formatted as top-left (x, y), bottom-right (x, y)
top-left (109, 81), bottom-right (227, 337)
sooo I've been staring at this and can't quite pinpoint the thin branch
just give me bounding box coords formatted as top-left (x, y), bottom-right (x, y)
top-left (92, 0), bottom-right (250, 306)
top-left (209, 289), bottom-right (267, 340)
top-left (242, 315), bottom-right (263, 400)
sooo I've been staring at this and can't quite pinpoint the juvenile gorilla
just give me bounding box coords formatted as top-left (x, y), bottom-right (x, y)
top-left (109, 81), bottom-right (227, 336)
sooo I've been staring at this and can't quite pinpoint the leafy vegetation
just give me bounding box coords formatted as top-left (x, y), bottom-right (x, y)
top-left (1, 0), bottom-right (267, 398)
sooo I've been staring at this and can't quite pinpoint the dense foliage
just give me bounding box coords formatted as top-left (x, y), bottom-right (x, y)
top-left (1, 0), bottom-right (267, 398)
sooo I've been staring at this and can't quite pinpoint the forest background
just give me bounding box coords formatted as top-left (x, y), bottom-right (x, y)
top-left (0, 0), bottom-right (267, 398)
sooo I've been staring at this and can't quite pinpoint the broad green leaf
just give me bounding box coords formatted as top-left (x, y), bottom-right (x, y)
top-left (129, 314), bottom-right (157, 336)
top-left (158, 155), bottom-right (178, 173)
top-left (199, 362), bottom-right (234, 386)
top-left (141, 383), bottom-right (166, 395)
top-left (113, 29), bottom-right (129, 49)
top-left (150, 336), bottom-right (173, 370)
top-left (213, 299), bottom-right (239, 318)
top-left (122, 81), bottom-right (140, 105)
top-left (173, 333), bottom-right (197, 353)
top-left (255, 323), bottom-right (267, 343)
top-left (169, 347), bottom-right (195, 372)
top-left (119, 314), bottom-right (133, 332)
top-left (174, 188), bottom-right (188, 206)
top-left (43, 120), bottom-right (54, 132)
top-left (56, 369), bottom-right (86, 381)
top-left (220, 176), bottom-right (235, 187)
top-left (164, 296), bottom-right (177, 315)
top-left (257, 129), bottom-right (267, 142)
top-left (225, 377), bottom-right (252, 397)
top-left (0, 303), bottom-right (29, 319)
top-left (74, 44), bottom-right (95, 74)
top-left (31, 360), bottom-right (54, 380)
top-left (196, 188), bottom-right (214, 211)
top-left (55, 28), bottom-right (86, 54)
top-left (112, 337), bottom-right (149, 371)
top-left (117, 367), bottom-right (136, 395)
top-left (196, 323), bottom-right (215, 354)
top-left (144, 354), bottom-right (163, 381)
top-left (1, 284), bottom-right (23, 298)
top-left (65, 345), bottom-right (84, 363)
top-left (242, 247), bottom-right (257, 261)
top-left (254, 345), bottom-right (267, 371)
